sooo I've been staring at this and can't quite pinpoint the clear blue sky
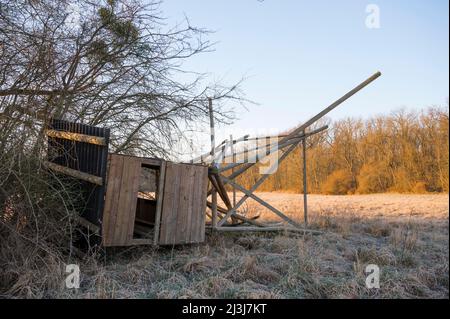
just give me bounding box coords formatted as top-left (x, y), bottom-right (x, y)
top-left (159, 0), bottom-right (449, 141)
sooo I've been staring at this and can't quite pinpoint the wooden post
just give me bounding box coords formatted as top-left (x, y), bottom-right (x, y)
top-left (208, 98), bottom-right (215, 160)
top-left (302, 131), bottom-right (308, 226)
top-left (153, 161), bottom-right (166, 245)
top-left (230, 134), bottom-right (236, 206)
top-left (211, 189), bottom-right (218, 227)
top-left (208, 97), bottom-right (218, 228)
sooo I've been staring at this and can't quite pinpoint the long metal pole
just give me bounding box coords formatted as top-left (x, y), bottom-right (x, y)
top-left (302, 132), bottom-right (308, 226)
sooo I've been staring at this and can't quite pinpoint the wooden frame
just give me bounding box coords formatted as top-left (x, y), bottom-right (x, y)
top-left (47, 72), bottom-right (381, 247)
top-left (203, 72), bottom-right (382, 233)
top-left (101, 154), bottom-right (209, 246)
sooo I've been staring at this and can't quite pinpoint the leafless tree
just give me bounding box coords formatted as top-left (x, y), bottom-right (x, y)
top-left (0, 0), bottom-right (246, 158)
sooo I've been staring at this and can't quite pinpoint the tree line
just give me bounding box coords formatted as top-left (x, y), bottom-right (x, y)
top-left (235, 106), bottom-right (449, 194)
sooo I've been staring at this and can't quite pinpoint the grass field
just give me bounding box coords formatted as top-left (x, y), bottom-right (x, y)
top-left (18, 193), bottom-right (449, 299)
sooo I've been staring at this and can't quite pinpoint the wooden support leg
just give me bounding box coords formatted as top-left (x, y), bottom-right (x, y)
top-left (211, 188), bottom-right (218, 228)
top-left (222, 177), bottom-right (301, 228)
top-left (206, 201), bottom-right (266, 227)
top-left (302, 132), bottom-right (308, 226)
top-left (217, 143), bottom-right (298, 227)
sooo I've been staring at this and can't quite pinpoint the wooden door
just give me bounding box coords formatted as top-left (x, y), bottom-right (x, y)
top-left (158, 162), bottom-right (208, 245)
top-left (102, 154), bottom-right (141, 246)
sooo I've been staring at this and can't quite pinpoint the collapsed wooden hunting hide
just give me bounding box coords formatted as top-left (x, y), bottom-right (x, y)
top-left (45, 72), bottom-right (381, 247)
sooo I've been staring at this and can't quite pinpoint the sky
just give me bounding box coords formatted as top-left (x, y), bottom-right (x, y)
top-left (157, 0), bottom-right (449, 154)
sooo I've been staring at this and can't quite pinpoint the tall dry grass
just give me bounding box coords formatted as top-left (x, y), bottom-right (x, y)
top-left (2, 192), bottom-right (445, 299)
top-left (0, 152), bottom-right (92, 298)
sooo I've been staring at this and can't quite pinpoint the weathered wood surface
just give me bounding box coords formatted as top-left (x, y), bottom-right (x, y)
top-left (217, 144), bottom-right (298, 227)
top-left (302, 132), bottom-right (308, 225)
top-left (206, 201), bottom-right (266, 227)
top-left (46, 129), bottom-right (106, 146)
top-left (44, 161), bottom-right (103, 185)
top-left (158, 162), bottom-right (208, 245)
top-left (218, 125), bottom-right (329, 174)
top-left (212, 226), bottom-right (323, 234)
top-left (153, 161), bottom-right (166, 245)
top-left (102, 154), bottom-right (141, 246)
top-left (47, 119), bottom-right (110, 227)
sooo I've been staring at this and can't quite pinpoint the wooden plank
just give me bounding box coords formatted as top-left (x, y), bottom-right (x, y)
top-left (130, 238), bottom-right (154, 246)
top-left (184, 166), bottom-right (196, 243)
top-left (44, 161), bottom-right (103, 185)
top-left (141, 158), bottom-right (163, 167)
top-left (46, 129), bottom-right (106, 146)
top-left (211, 190), bottom-right (218, 227)
top-left (153, 161), bottom-right (166, 245)
top-left (190, 165), bottom-right (204, 242)
top-left (302, 133), bottom-right (308, 226)
top-left (123, 157), bottom-right (141, 243)
top-left (217, 144), bottom-right (298, 226)
top-left (213, 226), bottom-right (322, 234)
top-left (102, 154), bottom-right (124, 246)
top-left (159, 162), bottom-right (181, 245)
top-left (114, 156), bottom-right (140, 245)
top-left (112, 157), bottom-right (130, 245)
top-left (197, 166), bottom-right (208, 242)
top-left (213, 173), bottom-right (232, 209)
top-left (175, 165), bottom-right (191, 244)
top-left (206, 202), bottom-right (266, 227)
top-left (165, 164), bottom-right (181, 244)
top-left (75, 216), bottom-right (100, 235)
top-left (278, 71), bottom-right (381, 145)
top-left (218, 125), bottom-right (328, 175)
top-left (222, 176), bottom-right (301, 228)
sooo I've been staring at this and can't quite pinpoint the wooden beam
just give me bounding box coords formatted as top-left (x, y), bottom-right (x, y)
top-left (74, 216), bottom-right (100, 235)
top-left (153, 161), bottom-right (166, 245)
top-left (212, 173), bottom-right (232, 209)
top-left (217, 144), bottom-right (298, 226)
top-left (206, 201), bottom-right (266, 227)
top-left (46, 129), bottom-right (106, 146)
top-left (302, 132), bottom-right (308, 226)
top-left (44, 161), bottom-right (103, 185)
top-left (212, 226), bottom-right (323, 234)
top-left (222, 177), bottom-right (301, 228)
top-left (211, 187), bottom-right (218, 228)
top-left (230, 134), bottom-right (236, 206)
top-left (219, 125), bottom-right (328, 175)
top-left (130, 238), bottom-right (154, 246)
top-left (277, 71), bottom-right (381, 146)
top-left (211, 173), bottom-right (239, 224)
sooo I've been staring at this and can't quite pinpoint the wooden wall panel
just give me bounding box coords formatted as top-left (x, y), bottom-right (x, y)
top-left (102, 154), bottom-right (124, 246)
top-left (158, 163), bottom-right (208, 245)
top-left (102, 154), bottom-right (141, 246)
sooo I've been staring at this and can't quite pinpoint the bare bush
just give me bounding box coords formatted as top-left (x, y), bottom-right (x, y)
top-left (321, 169), bottom-right (355, 195)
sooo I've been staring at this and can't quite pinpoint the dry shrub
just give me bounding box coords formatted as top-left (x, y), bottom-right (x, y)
top-left (0, 153), bottom-right (85, 297)
top-left (390, 226), bottom-right (419, 252)
top-left (321, 169), bottom-right (355, 195)
top-left (389, 168), bottom-right (414, 193)
top-left (412, 181), bottom-right (428, 194)
top-left (357, 163), bottom-right (390, 194)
